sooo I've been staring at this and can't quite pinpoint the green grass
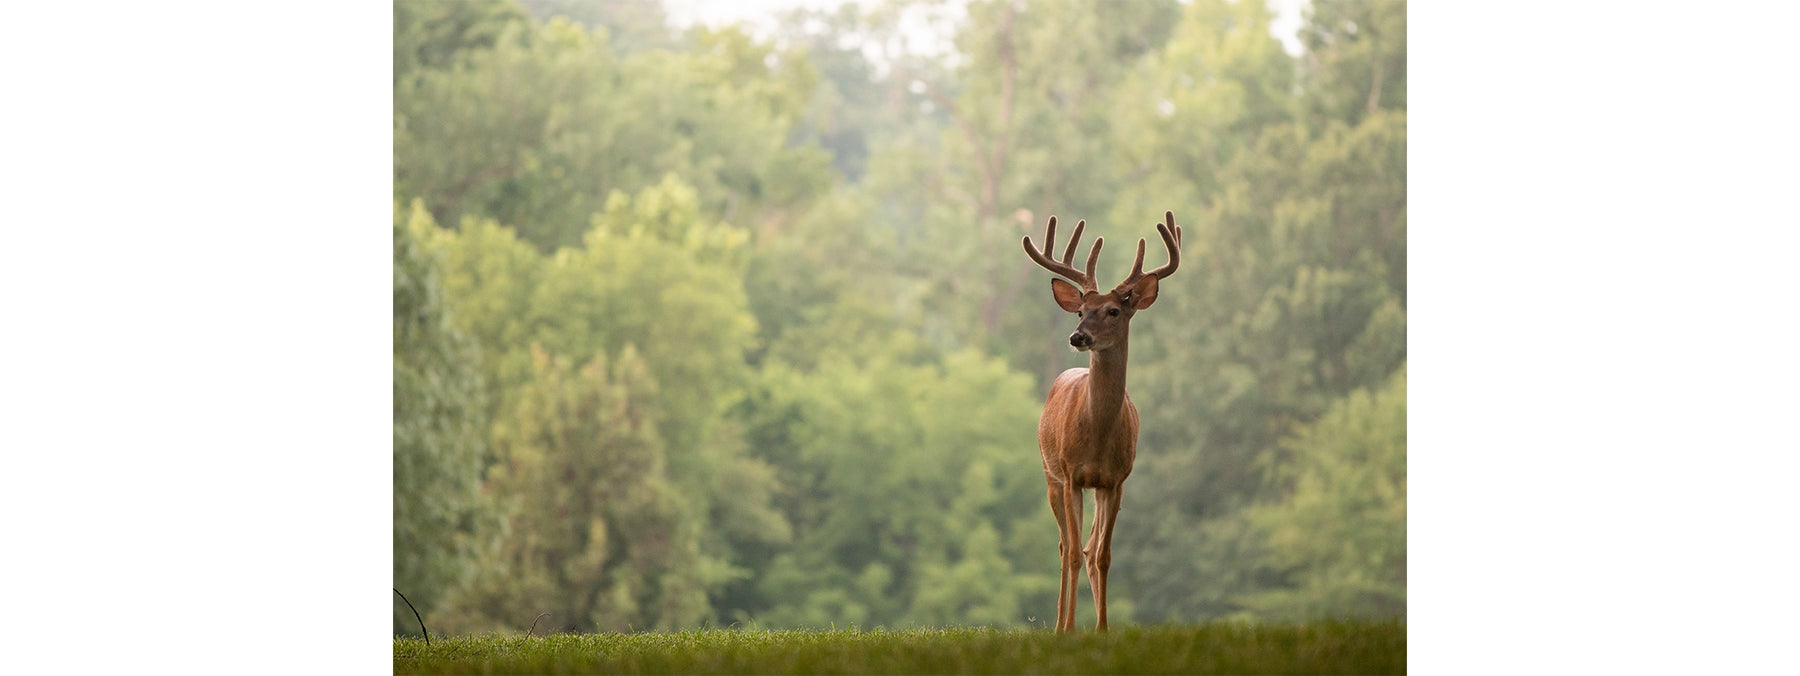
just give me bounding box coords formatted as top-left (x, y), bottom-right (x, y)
top-left (393, 621), bottom-right (1404, 674)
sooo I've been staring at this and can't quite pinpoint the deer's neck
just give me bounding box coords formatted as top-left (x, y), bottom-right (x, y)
top-left (1084, 340), bottom-right (1130, 428)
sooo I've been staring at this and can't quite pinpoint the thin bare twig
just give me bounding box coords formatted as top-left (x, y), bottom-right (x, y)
top-left (393, 588), bottom-right (430, 646)
top-left (528, 613), bottom-right (552, 637)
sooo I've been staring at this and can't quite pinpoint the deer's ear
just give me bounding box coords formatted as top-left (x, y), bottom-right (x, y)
top-left (1129, 274), bottom-right (1160, 310)
top-left (1050, 278), bottom-right (1085, 313)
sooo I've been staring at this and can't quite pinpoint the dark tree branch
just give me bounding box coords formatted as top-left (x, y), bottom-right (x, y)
top-left (393, 588), bottom-right (430, 646)
top-left (528, 612), bottom-right (552, 637)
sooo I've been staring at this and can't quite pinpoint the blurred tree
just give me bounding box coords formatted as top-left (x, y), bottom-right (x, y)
top-left (419, 177), bottom-right (759, 455)
top-left (1106, 0), bottom-right (1297, 218)
top-left (1106, 0), bottom-right (1407, 622)
top-left (1242, 365), bottom-right (1406, 620)
top-left (1299, 0), bottom-right (1407, 129)
top-left (772, 3), bottom-right (899, 183)
top-left (854, 0), bottom-right (1183, 382)
top-left (394, 0), bottom-right (530, 85)
top-left (415, 178), bottom-right (788, 631)
top-left (395, 16), bottom-right (832, 252)
top-left (392, 204), bottom-right (497, 636)
top-left (743, 348), bottom-right (1050, 627)
top-left (394, 18), bottom-right (628, 250)
top-left (438, 345), bottom-right (728, 633)
top-left (402, 205), bottom-right (542, 450)
top-left (516, 0), bottom-right (676, 54)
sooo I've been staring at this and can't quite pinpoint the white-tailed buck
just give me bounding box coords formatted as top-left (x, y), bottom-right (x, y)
top-left (1022, 210), bottom-right (1181, 632)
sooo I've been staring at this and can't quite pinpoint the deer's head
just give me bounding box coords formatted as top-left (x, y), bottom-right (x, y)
top-left (1023, 211), bottom-right (1182, 352)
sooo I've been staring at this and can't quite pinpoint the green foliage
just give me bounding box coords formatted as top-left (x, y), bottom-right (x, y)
top-left (394, 9), bottom-right (831, 252)
top-left (1242, 366), bottom-right (1406, 620)
top-left (439, 345), bottom-right (723, 633)
top-left (1098, 0), bottom-right (1407, 623)
top-left (415, 177), bottom-right (759, 453)
top-left (1300, 0), bottom-right (1407, 128)
top-left (394, 0), bottom-right (530, 85)
top-left (1108, 0), bottom-right (1296, 214)
top-left (393, 622), bottom-right (1407, 675)
top-left (412, 178), bottom-right (785, 634)
top-left (744, 348), bottom-right (1050, 628)
top-left (516, 0), bottom-right (675, 54)
top-left (393, 0), bottom-right (1407, 633)
top-left (771, 4), bottom-right (905, 182)
top-left (393, 206), bottom-right (499, 635)
top-left (846, 0), bottom-right (1189, 377)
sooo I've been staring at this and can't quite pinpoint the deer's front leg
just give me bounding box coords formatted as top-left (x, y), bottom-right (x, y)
top-left (1051, 482), bottom-right (1084, 633)
top-left (1046, 483), bottom-right (1071, 632)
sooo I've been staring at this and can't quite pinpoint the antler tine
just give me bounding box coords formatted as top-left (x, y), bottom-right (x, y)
top-left (1115, 210), bottom-right (1182, 290)
top-left (1145, 210), bottom-right (1181, 279)
top-left (1023, 215), bottom-right (1100, 291)
top-left (1065, 219), bottom-right (1104, 291)
top-left (1059, 219), bottom-right (1086, 266)
top-left (1164, 210), bottom-right (1183, 251)
top-left (1128, 238), bottom-right (1147, 280)
top-left (1084, 235), bottom-right (1104, 286)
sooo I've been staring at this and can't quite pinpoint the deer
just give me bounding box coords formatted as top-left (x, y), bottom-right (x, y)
top-left (1021, 210), bottom-right (1180, 633)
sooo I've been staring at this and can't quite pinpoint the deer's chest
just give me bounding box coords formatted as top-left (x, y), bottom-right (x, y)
top-left (1038, 371), bottom-right (1140, 489)
top-left (1067, 441), bottom-right (1135, 488)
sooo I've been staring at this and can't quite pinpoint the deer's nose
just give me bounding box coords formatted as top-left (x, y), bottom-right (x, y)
top-left (1069, 332), bottom-right (1092, 349)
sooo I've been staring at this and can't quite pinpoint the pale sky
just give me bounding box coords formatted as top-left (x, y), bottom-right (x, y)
top-left (662, 0), bottom-right (1311, 57)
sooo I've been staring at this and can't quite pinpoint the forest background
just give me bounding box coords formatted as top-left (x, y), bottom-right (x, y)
top-left (11, 0), bottom-right (1797, 672)
top-left (393, 0), bottom-right (1405, 636)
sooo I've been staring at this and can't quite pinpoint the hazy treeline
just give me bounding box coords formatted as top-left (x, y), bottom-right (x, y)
top-left (394, 0), bottom-right (1405, 636)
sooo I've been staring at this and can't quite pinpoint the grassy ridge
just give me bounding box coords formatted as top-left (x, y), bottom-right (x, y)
top-left (393, 621), bottom-right (1405, 675)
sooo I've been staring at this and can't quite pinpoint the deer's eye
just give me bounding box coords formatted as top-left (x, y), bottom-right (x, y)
top-left (1108, 308), bottom-right (1120, 317)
